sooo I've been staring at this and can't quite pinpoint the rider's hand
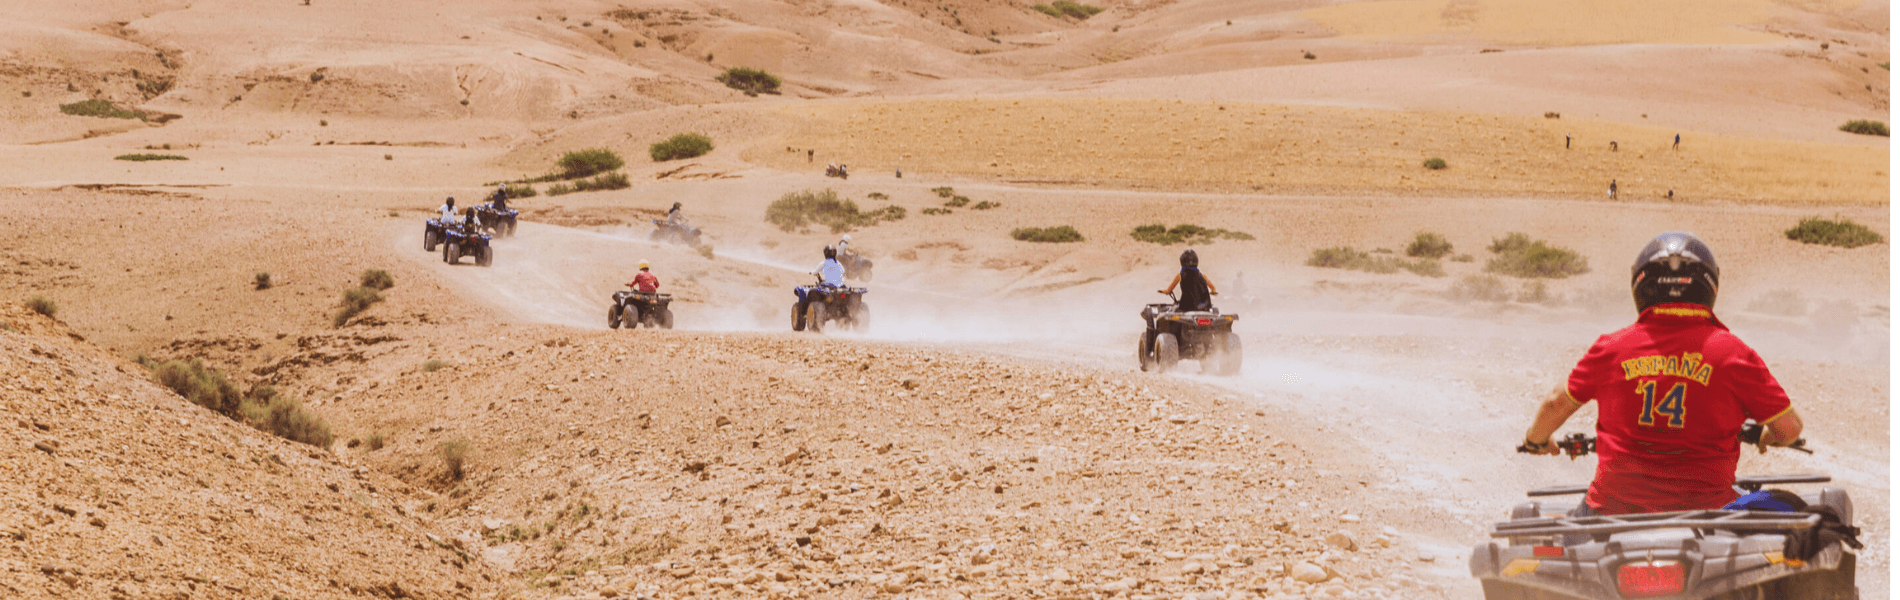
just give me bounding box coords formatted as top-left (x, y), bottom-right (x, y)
top-left (1157, 289), bottom-right (1169, 295)
top-left (1524, 438), bottom-right (1559, 456)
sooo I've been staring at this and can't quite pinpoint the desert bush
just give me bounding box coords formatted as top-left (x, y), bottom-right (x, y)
top-left (153, 358), bottom-right (244, 417)
top-left (422, 359), bottom-right (449, 372)
top-left (438, 439), bottom-right (471, 480)
top-left (573, 172), bottom-right (631, 192)
top-left (1011, 225), bottom-right (1086, 243)
top-left (922, 207), bottom-right (952, 216)
top-left (765, 189), bottom-right (904, 233)
top-left (1422, 157), bottom-right (1447, 170)
top-left (504, 185), bottom-right (538, 199)
top-left (1401, 259), bottom-right (1446, 278)
top-left (1450, 275), bottom-right (1510, 302)
top-left (650, 133), bottom-right (714, 161)
top-left (1450, 253), bottom-right (1475, 263)
top-left (1483, 233), bottom-right (1589, 278)
top-left (1133, 224), bottom-right (1256, 246)
top-left (333, 286), bottom-right (385, 327)
top-left (545, 183), bottom-right (576, 196)
top-left (867, 192), bottom-right (889, 200)
top-left (1405, 232), bottom-right (1454, 259)
top-left (1518, 280), bottom-right (1557, 304)
top-left (366, 432), bottom-right (386, 450)
top-left (1305, 246), bottom-right (1400, 274)
top-left (116, 154), bottom-right (187, 161)
top-left (716, 67), bottom-right (782, 95)
top-left (697, 244), bottom-right (715, 259)
top-left (973, 200), bottom-right (999, 210)
top-left (1784, 217), bottom-right (1884, 248)
top-left (254, 272), bottom-right (272, 290)
top-left (60, 99), bottom-right (141, 120)
top-left (24, 296), bottom-right (57, 317)
top-left (1033, 0), bottom-right (1103, 18)
top-left (945, 195), bottom-right (971, 208)
top-left (1839, 120), bottom-right (1889, 137)
top-left (557, 148), bottom-right (626, 179)
top-left (359, 269), bottom-right (395, 290)
top-left (931, 186), bottom-right (956, 198)
top-left (242, 396), bottom-right (334, 447)
top-left (309, 68), bottom-right (327, 83)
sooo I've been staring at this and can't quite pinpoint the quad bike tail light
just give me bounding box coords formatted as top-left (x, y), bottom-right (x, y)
top-left (1616, 560), bottom-right (1685, 598)
top-left (1196, 318), bottom-right (1212, 326)
top-left (1530, 546), bottom-right (1563, 558)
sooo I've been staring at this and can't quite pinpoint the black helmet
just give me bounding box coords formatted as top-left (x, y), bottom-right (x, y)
top-left (823, 245), bottom-right (837, 259)
top-left (1631, 231), bottom-right (1719, 311)
top-left (446, 197), bottom-right (455, 205)
top-left (1179, 249), bottom-right (1199, 269)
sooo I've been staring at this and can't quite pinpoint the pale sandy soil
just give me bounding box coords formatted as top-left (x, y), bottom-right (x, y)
top-left (0, 0), bottom-right (1887, 598)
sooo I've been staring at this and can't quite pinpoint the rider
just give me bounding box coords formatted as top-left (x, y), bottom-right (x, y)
top-left (816, 245), bottom-right (845, 287)
top-left (1521, 232), bottom-right (1804, 516)
top-left (491, 184), bottom-right (510, 212)
top-left (1158, 249), bottom-right (1218, 311)
top-left (629, 260), bottom-right (659, 293)
top-left (837, 233), bottom-right (852, 257)
top-left (437, 197), bottom-right (457, 222)
top-left (461, 206), bottom-right (480, 231)
top-left (665, 202), bottom-right (685, 225)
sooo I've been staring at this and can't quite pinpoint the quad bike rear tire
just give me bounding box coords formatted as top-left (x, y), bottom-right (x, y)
top-left (792, 302), bottom-right (807, 331)
top-left (850, 304), bottom-right (868, 332)
top-left (445, 242), bottom-right (459, 264)
top-left (424, 229), bottom-right (439, 251)
top-left (621, 304), bottom-right (642, 329)
top-left (477, 246), bottom-right (493, 267)
top-left (1137, 332), bottom-right (1157, 372)
top-left (650, 229), bottom-right (664, 243)
top-left (505, 221), bottom-right (516, 237)
top-left (1155, 333), bottom-right (1180, 373)
top-left (658, 308), bottom-right (675, 330)
top-left (1218, 333), bottom-right (1243, 376)
top-left (808, 301), bottom-right (828, 333)
top-left (609, 304), bottom-right (623, 329)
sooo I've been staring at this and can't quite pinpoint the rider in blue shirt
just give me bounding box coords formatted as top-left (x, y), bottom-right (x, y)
top-left (816, 245), bottom-right (845, 286)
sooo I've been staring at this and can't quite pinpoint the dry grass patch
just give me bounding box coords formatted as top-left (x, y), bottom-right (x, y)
top-left (1785, 217), bottom-right (1884, 248)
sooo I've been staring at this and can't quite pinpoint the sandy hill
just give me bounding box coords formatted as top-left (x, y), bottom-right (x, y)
top-left (0, 302), bottom-right (505, 599)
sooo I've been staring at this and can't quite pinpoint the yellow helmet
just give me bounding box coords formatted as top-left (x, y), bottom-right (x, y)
top-left (639, 259), bottom-right (650, 269)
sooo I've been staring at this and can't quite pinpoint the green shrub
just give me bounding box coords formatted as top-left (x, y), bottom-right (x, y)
top-left (153, 358), bottom-right (244, 417)
top-left (1033, 0), bottom-right (1103, 18)
top-left (1405, 232), bottom-right (1454, 258)
top-left (1483, 233), bottom-right (1589, 278)
top-left (115, 154), bottom-right (187, 162)
top-left (242, 396), bottom-right (334, 448)
top-left (931, 187), bottom-right (956, 198)
top-left (1784, 217), bottom-right (1884, 248)
top-left (1422, 157), bottom-right (1447, 170)
top-left (359, 269), bottom-right (395, 290)
top-left (438, 439), bottom-right (471, 480)
top-left (1401, 259), bottom-right (1446, 278)
top-left (1518, 280), bottom-right (1556, 304)
top-left (24, 296), bottom-right (56, 317)
top-left (972, 201), bottom-right (999, 210)
top-left (867, 192), bottom-right (889, 200)
top-left (765, 189), bottom-right (904, 233)
top-left (1450, 254), bottom-right (1475, 263)
top-left (650, 133), bottom-right (714, 161)
top-left (366, 432), bottom-right (386, 451)
top-left (422, 359), bottom-right (449, 372)
top-left (60, 99), bottom-right (142, 120)
top-left (1011, 225), bottom-right (1086, 243)
top-left (573, 172), bottom-right (630, 192)
top-left (1132, 224), bottom-right (1256, 245)
top-left (922, 207), bottom-right (952, 216)
top-left (945, 195), bottom-right (971, 208)
top-left (1032, 3), bottom-right (1063, 17)
top-left (557, 148), bottom-right (626, 178)
top-left (1839, 120), bottom-right (1889, 137)
top-left (504, 185), bottom-right (538, 199)
top-left (255, 272), bottom-right (272, 290)
top-left (545, 183), bottom-right (576, 196)
top-left (1450, 275), bottom-right (1510, 302)
top-left (716, 67), bottom-right (782, 95)
top-left (1305, 246), bottom-right (1400, 274)
top-left (333, 286), bottom-right (385, 327)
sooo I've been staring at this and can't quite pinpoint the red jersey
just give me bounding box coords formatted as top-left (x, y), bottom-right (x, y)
top-left (630, 271), bottom-right (659, 293)
top-left (1565, 303), bottom-right (1793, 515)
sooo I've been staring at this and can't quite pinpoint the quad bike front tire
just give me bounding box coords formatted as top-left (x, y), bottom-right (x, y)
top-left (477, 246), bottom-right (493, 267)
top-left (609, 304), bottom-right (623, 329)
top-left (1155, 333), bottom-right (1180, 373)
top-left (792, 302), bottom-right (807, 331)
top-left (658, 308), bottom-right (675, 330)
top-left (621, 304), bottom-right (642, 329)
top-left (444, 242), bottom-right (459, 264)
top-left (808, 301), bottom-right (827, 334)
top-left (1137, 332), bottom-right (1157, 372)
top-left (424, 228), bottom-right (439, 251)
top-left (1218, 333), bottom-right (1243, 376)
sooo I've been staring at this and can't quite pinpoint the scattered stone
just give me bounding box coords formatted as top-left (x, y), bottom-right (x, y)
top-left (714, 415), bottom-right (732, 428)
top-left (1291, 562), bottom-right (1329, 583)
top-left (1417, 550), bottom-right (1436, 562)
top-left (1338, 513), bottom-right (1361, 523)
top-left (33, 441), bottom-right (57, 455)
top-left (1326, 531), bottom-right (1357, 551)
top-left (599, 586), bottom-right (620, 598)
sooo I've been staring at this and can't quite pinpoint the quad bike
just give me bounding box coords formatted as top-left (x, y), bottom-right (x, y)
top-left (608, 288), bottom-right (675, 330)
top-left (1472, 424), bottom-right (1859, 600)
top-left (442, 224), bottom-right (494, 266)
top-left (792, 275), bottom-right (868, 333)
top-left (649, 219), bottom-right (703, 247)
top-left (825, 164), bottom-right (849, 180)
top-left (1137, 291), bottom-right (1241, 375)
top-left (475, 203), bottom-right (519, 237)
top-left (839, 250), bottom-right (874, 282)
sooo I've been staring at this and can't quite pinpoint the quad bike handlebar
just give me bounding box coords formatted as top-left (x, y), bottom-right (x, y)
top-left (1519, 422), bottom-right (1809, 458)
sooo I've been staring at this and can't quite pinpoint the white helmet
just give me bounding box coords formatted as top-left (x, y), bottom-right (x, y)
top-left (841, 234), bottom-right (852, 242)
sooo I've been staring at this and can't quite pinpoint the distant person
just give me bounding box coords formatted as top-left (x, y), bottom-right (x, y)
top-left (1609, 180), bottom-right (1618, 200)
top-left (1674, 133), bottom-right (1681, 150)
top-left (816, 245), bottom-right (845, 287)
top-left (629, 260), bottom-right (659, 293)
top-left (437, 197), bottom-right (457, 222)
top-left (807, 149), bottom-right (814, 163)
top-left (896, 167), bottom-right (903, 178)
top-left (1610, 140), bottom-right (1619, 152)
top-left (1159, 249), bottom-right (1218, 312)
top-left (1565, 133), bottom-right (1572, 149)
top-left (1667, 189), bottom-right (1675, 200)
top-left (665, 202), bottom-right (684, 225)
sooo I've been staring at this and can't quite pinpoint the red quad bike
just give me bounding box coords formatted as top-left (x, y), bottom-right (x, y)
top-left (791, 275), bottom-right (868, 334)
top-left (608, 288), bottom-right (674, 330)
top-left (1137, 291), bottom-right (1241, 375)
top-left (1472, 424), bottom-right (1859, 600)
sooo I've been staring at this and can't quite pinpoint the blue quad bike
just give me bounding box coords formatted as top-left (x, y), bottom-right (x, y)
top-left (650, 219), bottom-right (703, 247)
top-left (609, 289), bottom-right (674, 330)
top-left (1137, 291), bottom-right (1241, 375)
top-left (1473, 425), bottom-right (1859, 600)
top-left (475, 203), bottom-right (519, 237)
top-left (423, 218), bottom-right (453, 252)
top-left (441, 224), bottom-right (493, 266)
top-left (792, 276), bottom-right (868, 333)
